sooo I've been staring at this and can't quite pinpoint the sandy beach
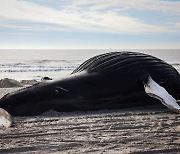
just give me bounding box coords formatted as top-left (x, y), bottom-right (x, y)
top-left (0, 80), bottom-right (180, 153)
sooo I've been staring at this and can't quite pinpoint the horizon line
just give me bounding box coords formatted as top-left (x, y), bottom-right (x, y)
top-left (0, 48), bottom-right (180, 50)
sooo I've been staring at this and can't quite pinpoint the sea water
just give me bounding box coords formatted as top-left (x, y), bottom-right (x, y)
top-left (0, 49), bottom-right (180, 81)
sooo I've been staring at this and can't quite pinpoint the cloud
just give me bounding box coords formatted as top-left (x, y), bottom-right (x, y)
top-left (175, 23), bottom-right (180, 29)
top-left (72, 0), bottom-right (180, 15)
top-left (0, 0), bottom-right (179, 34)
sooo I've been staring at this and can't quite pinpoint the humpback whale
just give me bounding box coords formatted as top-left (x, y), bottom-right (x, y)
top-left (0, 51), bottom-right (180, 116)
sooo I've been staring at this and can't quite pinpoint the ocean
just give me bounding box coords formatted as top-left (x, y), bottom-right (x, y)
top-left (0, 49), bottom-right (180, 81)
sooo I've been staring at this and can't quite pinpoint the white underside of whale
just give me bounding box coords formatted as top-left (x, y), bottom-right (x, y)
top-left (144, 76), bottom-right (180, 113)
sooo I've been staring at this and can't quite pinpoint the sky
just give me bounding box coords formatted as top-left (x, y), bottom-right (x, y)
top-left (0, 0), bottom-right (180, 49)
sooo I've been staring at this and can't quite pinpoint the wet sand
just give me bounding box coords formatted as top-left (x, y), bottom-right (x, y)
top-left (0, 81), bottom-right (180, 153)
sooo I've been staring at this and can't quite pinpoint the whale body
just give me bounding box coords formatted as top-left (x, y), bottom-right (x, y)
top-left (0, 52), bottom-right (180, 116)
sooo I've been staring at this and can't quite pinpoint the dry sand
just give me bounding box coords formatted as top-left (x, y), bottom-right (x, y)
top-left (0, 82), bottom-right (180, 153)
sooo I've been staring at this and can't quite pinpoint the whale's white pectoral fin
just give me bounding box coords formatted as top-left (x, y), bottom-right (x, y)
top-left (144, 76), bottom-right (180, 113)
top-left (0, 108), bottom-right (13, 127)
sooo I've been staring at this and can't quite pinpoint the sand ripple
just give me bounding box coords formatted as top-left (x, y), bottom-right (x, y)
top-left (0, 110), bottom-right (179, 153)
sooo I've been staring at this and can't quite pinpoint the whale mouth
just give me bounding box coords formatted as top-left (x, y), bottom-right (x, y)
top-left (144, 76), bottom-right (180, 113)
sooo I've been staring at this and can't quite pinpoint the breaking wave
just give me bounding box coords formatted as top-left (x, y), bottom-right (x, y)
top-left (0, 60), bottom-right (80, 73)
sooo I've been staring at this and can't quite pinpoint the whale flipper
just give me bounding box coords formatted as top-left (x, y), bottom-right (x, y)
top-left (144, 76), bottom-right (180, 113)
top-left (0, 108), bottom-right (13, 127)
